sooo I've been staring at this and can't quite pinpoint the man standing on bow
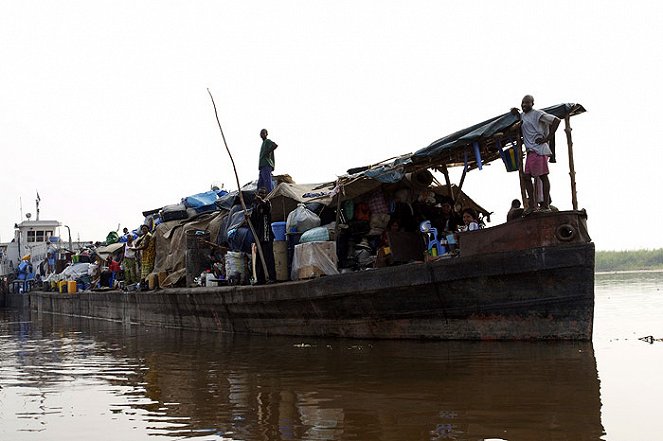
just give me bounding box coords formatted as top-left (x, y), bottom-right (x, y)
top-left (258, 128), bottom-right (278, 193)
top-left (512, 95), bottom-right (561, 211)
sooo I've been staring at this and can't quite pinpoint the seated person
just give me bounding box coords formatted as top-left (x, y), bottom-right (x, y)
top-left (380, 218), bottom-right (401, 248)
top-left (507, 199), bottom-right (524, 221)
top-left (459, 208), bottom-right (480, 232)
top-left (433, 198), bottom-right (461, 233)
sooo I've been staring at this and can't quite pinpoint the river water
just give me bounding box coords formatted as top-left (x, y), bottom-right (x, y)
top-left (1, 272), bottom-right (662, 441)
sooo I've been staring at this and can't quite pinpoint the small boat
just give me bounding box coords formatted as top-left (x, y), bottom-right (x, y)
top-left (13, 103), bottom-right (594, 340)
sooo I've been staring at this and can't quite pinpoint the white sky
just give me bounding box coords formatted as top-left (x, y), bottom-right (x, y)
top-left (1, 1), bottom-right (661, 251)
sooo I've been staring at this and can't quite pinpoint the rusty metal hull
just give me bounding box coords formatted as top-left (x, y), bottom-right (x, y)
top-left (23, 211), bottom-right (595, 340)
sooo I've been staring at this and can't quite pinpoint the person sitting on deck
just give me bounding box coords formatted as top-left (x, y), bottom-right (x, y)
top-left (507, 199), bottom-right (524, 221)
top-left (433, 197), bottom-right (462, 233)
top-left (459, 208), bottom-right (480, 232)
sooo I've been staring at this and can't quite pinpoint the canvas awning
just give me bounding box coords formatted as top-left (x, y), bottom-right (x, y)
top-left (95, 242), bottom-right (125, 260)
top-left (412, 103), bottom-right (586, 170)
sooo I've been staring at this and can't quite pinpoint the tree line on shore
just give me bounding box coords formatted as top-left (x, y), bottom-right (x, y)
top-left (596, 249), bottom-right (663, 272)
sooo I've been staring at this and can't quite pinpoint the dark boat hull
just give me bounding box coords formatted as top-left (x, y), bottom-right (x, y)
top-left (24, 239), bottom-right (594, 340)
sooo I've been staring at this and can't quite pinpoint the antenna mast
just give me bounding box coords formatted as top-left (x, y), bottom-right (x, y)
top-left (36, 191), bottom-right (41, 221)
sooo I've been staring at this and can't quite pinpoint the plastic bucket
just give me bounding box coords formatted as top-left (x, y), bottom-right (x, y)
top-left (67, 280), bottom-right (77, 294)
top-left (271, 221), bottom-right (287, 241)
top-left (58, 280), bottom-right (68, 293)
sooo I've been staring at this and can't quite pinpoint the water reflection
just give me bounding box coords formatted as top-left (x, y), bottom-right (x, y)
top-left (1, 311), bottom-right (604, 441)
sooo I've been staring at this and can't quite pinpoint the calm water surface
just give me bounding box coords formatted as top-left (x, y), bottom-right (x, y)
top-left (1, 272), bottom-right (662, 441)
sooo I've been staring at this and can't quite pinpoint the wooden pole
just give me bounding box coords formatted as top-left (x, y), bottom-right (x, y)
top-left (564, 116), bottom-right (579, 210)
top-left (455, 159), bottom-right (468, 203)
top-left (441, 164), bottom-right (453, 202)
top-left (333, 180), bottom-right (343, 240)
top-left (207, 89), bottom-right (270, 280)
top-left (514, 124), bottom-right (529, 208)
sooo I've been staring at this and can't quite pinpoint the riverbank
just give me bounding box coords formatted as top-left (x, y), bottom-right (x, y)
top-left (595, 249), bottom-right (663, 272)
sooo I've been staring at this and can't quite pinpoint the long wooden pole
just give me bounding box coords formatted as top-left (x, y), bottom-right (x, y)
top-left (455, 158), bottom-right (468, 203)
top-left (514, 124), bottom-right (529, 208)
top-left (207, 89), bottom-right (269, 280)
top-left (564, 116), bottom-right (579, 210)
top-left (441, 164), bottom-right (453, 201)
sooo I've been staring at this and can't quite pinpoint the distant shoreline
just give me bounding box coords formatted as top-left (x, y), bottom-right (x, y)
top-left (595, 249), bottom-right (663, 273)
top-left (596, 269), bottom-right (663, 275)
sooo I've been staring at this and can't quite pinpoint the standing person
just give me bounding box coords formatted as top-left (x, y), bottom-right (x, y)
top-left (108, 255), bottom-right (121, 288)
top-left (258, 128), bottom-right (278, 193)
top-left (511, 95), bottom-right (561, 212)
top-left (46, 242), bottom-right (57, 274)
top-left (123, 235), bottom-right (138, 285)
top-left (133, 224), bottom-right (156, 287)
top-left (251, 187), bottom-right (276, 284)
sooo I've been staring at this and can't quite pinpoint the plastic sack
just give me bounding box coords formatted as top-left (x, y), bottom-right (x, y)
top-left (291, 241), bottom-right (339, 280)
top-left (106, 231), bottom-right (119, 244)
top-left (225, 251), bottom-right (249, 285)
top-left (299, 226), bottom-right (330, 243)
top-left (286, 204), bottom-right (321, 233)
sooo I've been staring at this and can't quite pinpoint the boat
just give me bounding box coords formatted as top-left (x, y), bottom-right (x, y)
top-left (4, 103), bottom-right (594, 340)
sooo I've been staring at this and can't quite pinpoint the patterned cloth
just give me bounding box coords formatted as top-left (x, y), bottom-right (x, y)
top-left (138, 232), bottom-right (156, 279)
top-left (367, 191), bottom-right (389, 214)
top-left (123, 257), bottom-right (138, 284)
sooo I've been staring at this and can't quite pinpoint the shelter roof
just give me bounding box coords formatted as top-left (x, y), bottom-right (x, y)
top-left (412, 103), bottom-right (586, 170)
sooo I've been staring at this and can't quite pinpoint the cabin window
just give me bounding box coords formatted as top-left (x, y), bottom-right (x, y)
top-left (27, 231), bottom-right (36, 242)
top-left (36, 231), bottom-right (45, 242)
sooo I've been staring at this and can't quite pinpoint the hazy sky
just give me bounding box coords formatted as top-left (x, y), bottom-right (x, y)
top-left (1, 1), bottom-right (660, 250)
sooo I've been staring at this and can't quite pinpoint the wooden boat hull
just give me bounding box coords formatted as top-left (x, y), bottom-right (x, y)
top-left (23, 244), bottom-right (594, 341)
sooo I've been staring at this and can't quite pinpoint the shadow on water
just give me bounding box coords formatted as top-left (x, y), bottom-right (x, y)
top-left (1, 310), bottom-right (604, 441)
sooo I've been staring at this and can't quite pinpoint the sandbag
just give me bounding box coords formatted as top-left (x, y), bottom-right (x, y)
top-left (300, 226), bottom-right (330, 243)
top-left (286, 204), bottom-right (321, 234)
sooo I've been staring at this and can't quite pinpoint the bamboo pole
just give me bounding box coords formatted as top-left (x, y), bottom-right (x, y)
top-left (455, 156), bottom-right (468, 203)
top-left (441, 164), bottom-right (453, 202)
top-left (514, 124), bottom-right (529, 208)
top-left (564, 116), bottom-right (579, 210)
top-left (207, 89), bottom-right (269, 281)
top-left (333, 180), bottom-right (343, 240)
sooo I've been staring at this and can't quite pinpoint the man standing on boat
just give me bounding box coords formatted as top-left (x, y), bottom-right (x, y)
top-left (251, 187), bottom-right (276, 284)
top-left (512, 95), bottom-right (560, 211)
top-left (258, 129), bottom-right (278, 194)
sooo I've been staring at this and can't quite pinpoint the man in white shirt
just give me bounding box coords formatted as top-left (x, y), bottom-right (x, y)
top-left (511, 95), bottom-right (561, 211)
